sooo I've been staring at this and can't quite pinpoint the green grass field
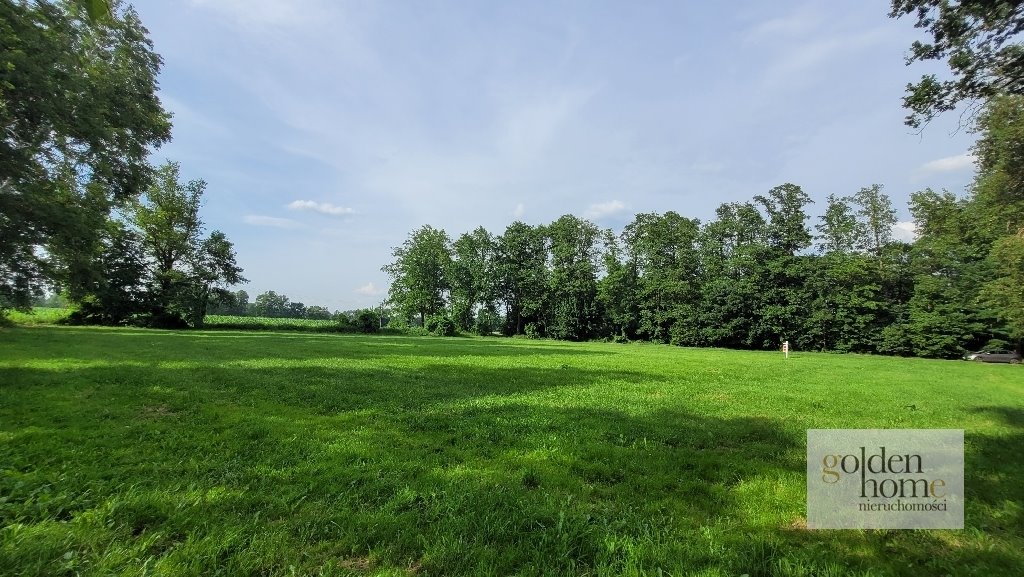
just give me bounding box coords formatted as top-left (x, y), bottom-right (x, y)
top-left (1, 326), bottom-right (1022, 576)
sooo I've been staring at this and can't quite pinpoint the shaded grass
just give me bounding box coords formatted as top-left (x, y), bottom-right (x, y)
top-left (0, 326), bottom-right (1022, 576)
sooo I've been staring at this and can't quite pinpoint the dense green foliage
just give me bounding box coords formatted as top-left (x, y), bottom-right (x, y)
top-left (65, 162), bottom-right (245, 328)
top-left (382, 226), bottom-right (452, 326)
top-left (0, 0), bottom-right (171, 309)
top-left (1, 326), bottom-right (1022, 576)
top-left (383, 167), bottom-right (1022, 357)
top-left (0, 2), bottom-right (244, 328)
top-left (223, 290), bottom-right (342, 321)
top-left (890, 0), bottom-right (1024, 128)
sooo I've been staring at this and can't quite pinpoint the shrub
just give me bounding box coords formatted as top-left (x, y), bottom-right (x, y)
top-left (877, 323), bottom-right (914, 357)
top-left (425, 314), bottom-right (457, 336)
top-left (524, 322), bottom-right (542, 339)
top-left (355, 309), bottom-right (380, 333)
top-left (984, 338), bottom-right (1011, 351)
top-left (334, 312), bottom-right (353, 330)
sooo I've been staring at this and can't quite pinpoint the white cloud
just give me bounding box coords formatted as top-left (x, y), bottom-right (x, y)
top-left (584, 200), bottom-right (627, 220)
top-left (243, 215), bottom-right (302, 229)
top-left (355, 282), bottom-right (383, 296)
top-left (287, 200), bottom-right (355, 217)
top-left (919, 153), bottom-right (976, 174)
top-left (891, 221), bottom-right (918, 243)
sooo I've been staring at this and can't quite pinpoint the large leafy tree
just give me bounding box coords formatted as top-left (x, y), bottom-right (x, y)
top-left (494, 222), bottom-right (548, 335)
top-left (596, 231), bottom-right (639, 340)
top-left (890, 0), bottom-right (1024, 128)
top-left (851, 184), bottom-right (898, 257)
top-left (807, 186), bottom-right (904, 352)
top-left (972, 94), bottom-right (1024, 236)
top-left (622, 211), bottom-right (701, 344)
top-left (67, 161), bottom-right (244, 327)
top-left (447, 227), bottom-right (496, 330)
top-left (253, 291), bottom-right (290, 318)
top-left (816, 194), bottom-right (861, 255)
top-left (131, 162), bottom-right (244, 327)
top-left (752, 184), bottom-right (815, 349)
top-left (70, 220), bottom-right (148, 325)
top-left (134, 163), bottom-right (205, 315)
top-left (808, 194), bottom-right (897, 352)
top-left (980, 233), bottom-right (1024, 344)
top-left (696, 202), bottom-right (767, 348)
top-left (889, 188), bottom-right (992, 357)
top-left (0, 0), bottom-right (171, 309)
top-left (382, 225), bottom-right (452, 326)
top-left (971, 95), bottom-right (1024, 347)
top-left (545, 215), bottom-right (601, 341)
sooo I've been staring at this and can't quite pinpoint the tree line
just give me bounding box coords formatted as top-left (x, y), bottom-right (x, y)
top-left (206, 289), bottom-right (378, 323)
top-left (383, 97), bottom-right (1024, 358)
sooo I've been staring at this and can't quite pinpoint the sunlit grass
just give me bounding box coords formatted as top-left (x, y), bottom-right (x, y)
top-left (3, 307), bottom-right (72, 325)
top-left (1, 326), bottom-right (1021, 576)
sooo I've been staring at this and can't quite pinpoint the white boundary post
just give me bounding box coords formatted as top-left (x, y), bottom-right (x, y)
top-left (783, 340), bottom-right (789, 359)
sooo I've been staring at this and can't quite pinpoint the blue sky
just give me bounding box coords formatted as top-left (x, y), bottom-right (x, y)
top-left (133, 0), bottom-right (977, 312)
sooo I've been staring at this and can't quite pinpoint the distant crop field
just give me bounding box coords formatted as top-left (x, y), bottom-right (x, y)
top-left (204, 314), bottom-right (341, 331)
top-left (1, 326), bottom-right (1022, 576)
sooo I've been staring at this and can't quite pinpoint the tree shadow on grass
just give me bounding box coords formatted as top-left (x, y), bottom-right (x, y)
top-left (361, 402), bottom-right (1024, 576)
top-left (0, 362), bottom-right (648, 419)
top-left (4, 326), bottom-right (611, 363)
top-left (964, 406), bottom-right (1024, 537)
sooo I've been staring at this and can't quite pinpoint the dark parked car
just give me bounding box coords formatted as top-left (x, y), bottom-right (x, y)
top-left (964, 349), bottom-right (1022, 364)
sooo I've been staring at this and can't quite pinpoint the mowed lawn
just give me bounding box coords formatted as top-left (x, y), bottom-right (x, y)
top-left (1, 327), bottom-right (1022, 576)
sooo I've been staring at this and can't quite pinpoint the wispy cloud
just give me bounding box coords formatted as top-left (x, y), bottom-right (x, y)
top-left (758, 26), bottom-right (892, 93)
top-left (584, 200), bottom-right (627, 220)
top-left (287, 200), bottom-right (355, 217)
top-left (187, 0), bottom-right (324, 31)
top-left (743, 7), bottom-right (822, 45)
top-left (141, 0), bottom-right (979, 310)
top-left (919, 153), bottom-right (976, 174)
top-left (355, 282), bottom-right (383, 296)
top-left (243, 215), bottom-right (303, 229)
